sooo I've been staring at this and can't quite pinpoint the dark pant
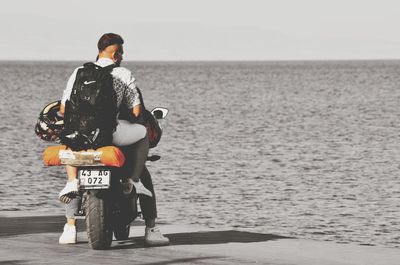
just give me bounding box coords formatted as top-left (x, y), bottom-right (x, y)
top-left (139, 166), bottom-right (157, 219)
top-left (120, 137), bottom-right (157, 220)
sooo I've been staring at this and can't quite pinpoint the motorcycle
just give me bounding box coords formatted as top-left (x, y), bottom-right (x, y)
top-left (58, 107), bottom-right (168, 250)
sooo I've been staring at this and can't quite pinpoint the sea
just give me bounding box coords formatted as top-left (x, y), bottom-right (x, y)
top-left (1, 60), bottom-right (400, 248)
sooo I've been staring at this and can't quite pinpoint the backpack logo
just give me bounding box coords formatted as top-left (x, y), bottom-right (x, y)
top-left (83, 80), bottom-right (96, 85)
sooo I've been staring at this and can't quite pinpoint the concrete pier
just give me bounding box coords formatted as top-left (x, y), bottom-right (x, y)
top-left (0, 215), bottom-right (399, 265)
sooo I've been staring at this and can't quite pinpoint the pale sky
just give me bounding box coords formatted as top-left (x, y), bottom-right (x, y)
top-left (1, 0), bottom-right (400, 61)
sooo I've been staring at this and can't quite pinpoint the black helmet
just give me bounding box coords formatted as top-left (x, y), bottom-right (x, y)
top-left (35, 100), bottom-right (64, 142)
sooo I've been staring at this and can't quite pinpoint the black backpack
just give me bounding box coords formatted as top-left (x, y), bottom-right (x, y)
top-left (61, 63), bottom-right (118, 151)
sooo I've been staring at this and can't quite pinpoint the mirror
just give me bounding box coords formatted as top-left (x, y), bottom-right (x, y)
top-left (151, 107), bottom-right (169, 119)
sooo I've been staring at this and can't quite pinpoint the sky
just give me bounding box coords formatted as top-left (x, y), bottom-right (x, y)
top-left (1, 0), bottom-right (400, 61)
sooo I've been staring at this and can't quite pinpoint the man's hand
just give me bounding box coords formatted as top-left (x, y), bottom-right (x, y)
top-left (60, 104), bottom-right (65, 117)
top-left (132, 104), bottom-right (141, 117)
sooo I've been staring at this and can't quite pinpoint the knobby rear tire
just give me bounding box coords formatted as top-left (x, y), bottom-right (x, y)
top-left (85, 191), bottom-right (113, 250)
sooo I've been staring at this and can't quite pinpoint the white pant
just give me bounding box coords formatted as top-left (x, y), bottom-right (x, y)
top-left (112, 119), bottom-right (147, 146)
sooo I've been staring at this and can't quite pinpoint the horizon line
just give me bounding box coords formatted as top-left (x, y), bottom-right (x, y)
top-left (1, 58), bottom-right (400, 63)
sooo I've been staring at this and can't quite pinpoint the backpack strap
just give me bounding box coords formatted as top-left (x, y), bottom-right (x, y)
top-left (82, 62), bottom-right (116, 72)
top-left (83, 62), bottom-right (97, 69)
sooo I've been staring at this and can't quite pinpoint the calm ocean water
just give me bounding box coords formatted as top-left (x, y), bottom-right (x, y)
top-left (1, 60), bottom-right (400, 248)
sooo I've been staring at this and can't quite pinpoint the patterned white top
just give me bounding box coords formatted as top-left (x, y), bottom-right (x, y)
top-left (61, 58), bottom-right (141, 109)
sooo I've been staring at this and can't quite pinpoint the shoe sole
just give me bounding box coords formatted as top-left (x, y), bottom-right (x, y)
top-left (59, 240), bottom-right (77, 244)
top-left (137, 191), bottom-right (153, 197)
top-left (59, 191), bottom-right (79, 204)
top-left (144, 240), bottom-right (170, 247)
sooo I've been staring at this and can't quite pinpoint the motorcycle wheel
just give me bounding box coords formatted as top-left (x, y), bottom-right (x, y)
top-left (113, 223), bottom-right (131, 240)
top-left (85, 190), bottom-right (113, 250)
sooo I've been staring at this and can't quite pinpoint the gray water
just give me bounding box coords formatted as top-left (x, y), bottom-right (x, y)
top-left (1, 60), bottom-right (400, 248)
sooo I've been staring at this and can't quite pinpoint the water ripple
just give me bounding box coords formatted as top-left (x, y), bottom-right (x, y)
top-left (1, 61), bottom-right (400, 248)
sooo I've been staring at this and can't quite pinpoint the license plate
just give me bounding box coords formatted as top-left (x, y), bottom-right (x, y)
top-left (78, 169), bottom-right (110, 189)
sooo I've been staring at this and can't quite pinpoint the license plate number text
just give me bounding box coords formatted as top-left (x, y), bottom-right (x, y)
top-left (79, 169), bottom-right (110, 189)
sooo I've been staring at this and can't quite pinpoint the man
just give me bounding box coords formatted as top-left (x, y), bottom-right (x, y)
top-left (58, 33), bottom-right (169, 246)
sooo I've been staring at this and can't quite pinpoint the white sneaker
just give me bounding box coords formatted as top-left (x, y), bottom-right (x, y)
top-left (123, 179), bottom-right (152, 197)
top-left (59, 179), bottom-right (79, 204)
top-left (145, 226), bottom-right (169, 246)
top-left (133, 180), bottom-right (153, 197)
top-left (59, 223), bottom-right (77, 244)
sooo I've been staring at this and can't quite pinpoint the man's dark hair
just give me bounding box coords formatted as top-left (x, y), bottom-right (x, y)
top-left (97, 33), bottom-right (124, 52)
